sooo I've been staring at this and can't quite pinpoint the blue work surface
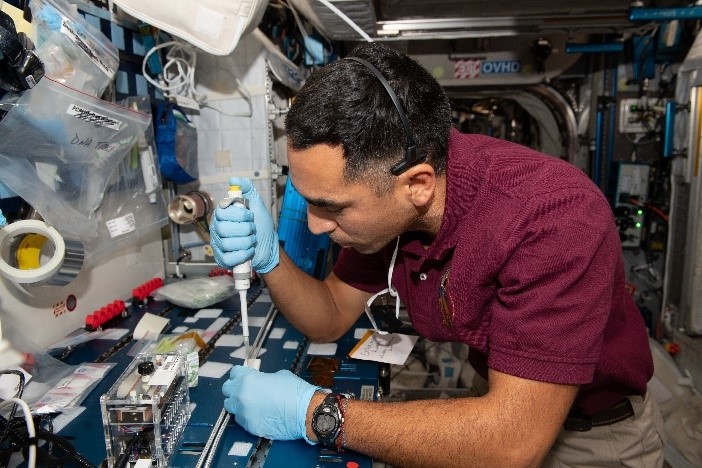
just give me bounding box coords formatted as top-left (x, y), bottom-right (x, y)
top-left (51, 282), bottom-right (378, 467)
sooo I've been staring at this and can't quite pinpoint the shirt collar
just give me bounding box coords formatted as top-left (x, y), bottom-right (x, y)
top-left (407, 129), bottom-right (484, 264)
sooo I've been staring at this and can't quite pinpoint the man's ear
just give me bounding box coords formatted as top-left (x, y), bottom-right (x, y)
top-left (398, 162), bottom-right (436, 207)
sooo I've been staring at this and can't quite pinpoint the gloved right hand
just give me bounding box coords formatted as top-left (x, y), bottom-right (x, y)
top-left (222, 366), bottom-right (321, 443)
top-left (210, 177), bottom-right (280, 274)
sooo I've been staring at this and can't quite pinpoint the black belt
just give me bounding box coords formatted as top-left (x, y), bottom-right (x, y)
top-left (563, 398), bottom-right (635, 432)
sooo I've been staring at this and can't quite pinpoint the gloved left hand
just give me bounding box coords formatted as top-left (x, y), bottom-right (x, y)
top-left (222, 366), bottom-right (321, 443)
top-left (0, 208), bottom-right (6, 227)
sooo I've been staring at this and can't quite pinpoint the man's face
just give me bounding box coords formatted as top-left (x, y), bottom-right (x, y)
top-left (287, 144), bottom-right (412, 255)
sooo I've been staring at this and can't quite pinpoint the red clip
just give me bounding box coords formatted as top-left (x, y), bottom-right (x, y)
top-left (132, 277), bottom-right (164, 303)
top-left (209, 268), bottom-right (232, 277)
top-left (85, 299), bottom-right (128, 331)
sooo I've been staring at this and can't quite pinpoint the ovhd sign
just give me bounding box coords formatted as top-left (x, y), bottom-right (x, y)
top-left (454, 59), bottom-right (522, 79)
top-left (482, 60), bottom-right (521, 74)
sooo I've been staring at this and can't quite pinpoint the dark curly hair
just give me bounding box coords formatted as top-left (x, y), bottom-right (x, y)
top-left (285, 42), bottom-right (451, 193)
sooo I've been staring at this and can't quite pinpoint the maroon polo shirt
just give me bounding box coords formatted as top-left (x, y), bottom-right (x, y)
top-left (334, 129), bottom-right (653, 414)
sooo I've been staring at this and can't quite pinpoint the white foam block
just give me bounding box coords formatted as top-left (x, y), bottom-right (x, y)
top-left (230, 347), bottom-right (266, 359)
top-left (307, 343), bottom-right (337, 356)
top-left (228, 441), bottom-right (253, 456)
top-left (195, 308), bottom-right (223, 318)
top-left (215, 334), bottom-right (244, 347)
top-left (199, 361), bottom-right (232, 379)
top-left (248, 316), bottom-right (266, 327)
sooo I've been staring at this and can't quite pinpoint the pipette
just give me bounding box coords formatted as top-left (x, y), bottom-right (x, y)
top-left (219, 184), bottom-right (259, 369)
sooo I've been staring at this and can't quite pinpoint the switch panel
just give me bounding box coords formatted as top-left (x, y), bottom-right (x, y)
top-left (614, 162), bottom-right (650, 249)
top-left (619, 98), bottom-right (648, 134)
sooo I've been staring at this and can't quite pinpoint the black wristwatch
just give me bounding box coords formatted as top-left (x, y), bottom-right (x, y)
top-left (311, 393), bottom-right (345, 449)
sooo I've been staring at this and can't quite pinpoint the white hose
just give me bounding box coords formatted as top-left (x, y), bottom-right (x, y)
top-left (317, 0), bottom-right (374, 42)
top-left (0, 398), bottom-right (35, 467)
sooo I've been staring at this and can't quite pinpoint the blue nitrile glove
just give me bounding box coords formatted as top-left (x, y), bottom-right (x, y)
top-left (222, 366), bottom-right (321, 443)
top-left (210, 177), bottom-right (279, 274)
top-left (0, 209), bottom-right (6, 227)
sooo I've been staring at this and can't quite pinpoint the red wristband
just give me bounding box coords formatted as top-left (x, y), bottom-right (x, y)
top-left (334, 394), bottom-right (348, 452)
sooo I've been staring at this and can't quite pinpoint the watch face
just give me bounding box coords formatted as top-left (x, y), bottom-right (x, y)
top-left (313, 395), bottom-right (343, 445)
top-left (316, 412), bottom-right (337, 433)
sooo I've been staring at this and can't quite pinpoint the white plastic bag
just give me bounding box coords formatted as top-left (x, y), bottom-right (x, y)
top-left (154, 276), bottom-right (238, 309)
top-left (0, 78), bottom-right (151, 241)
top-left (35, 30), bottom-right (90, 93)
top-left (30, 0), bottom-right (118, 96)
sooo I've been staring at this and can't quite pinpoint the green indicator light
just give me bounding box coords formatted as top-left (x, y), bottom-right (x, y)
top-left (637, 209), bottom-right (643, 215)
top-left (635, 222), bottom-right (642, 228)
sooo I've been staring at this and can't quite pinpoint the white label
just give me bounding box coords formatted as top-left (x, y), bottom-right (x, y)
top-left (359, 385), bottom-right (375, 401)
top-left (67, 104), bottom-right (123, 130)
top-left (194, 6), bottom-right (225, 39)
top-left (149, 355), bottom-right (181, 386)
top-left (60, 18), bottom-right (114, 77)
top-left (106, 213), bottom-right (136, 238)
top-left (160, 355), bottom-right (181, 373)
top-left (348, 331), bottom-right (419, 366)
top-left (25, 74), bottom-right (37, 88)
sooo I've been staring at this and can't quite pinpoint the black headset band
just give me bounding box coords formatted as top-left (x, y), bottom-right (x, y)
top-left (345, 56), bottom-right (424, 175)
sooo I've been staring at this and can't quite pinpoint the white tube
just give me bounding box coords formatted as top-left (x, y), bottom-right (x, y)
top-left (0, 398), bottom-right (36, 468)
top-left (139, 145), bottom-right (159, 204)
top-left (132, 103), bottom-right (159, 204)
top-left (239, 290), bottom-right (250, 365)
top-left (317, 0), bottom-right (374, 43)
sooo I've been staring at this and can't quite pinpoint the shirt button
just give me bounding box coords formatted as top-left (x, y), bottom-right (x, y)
top-left (419, 273), bottom-right (427, 280)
